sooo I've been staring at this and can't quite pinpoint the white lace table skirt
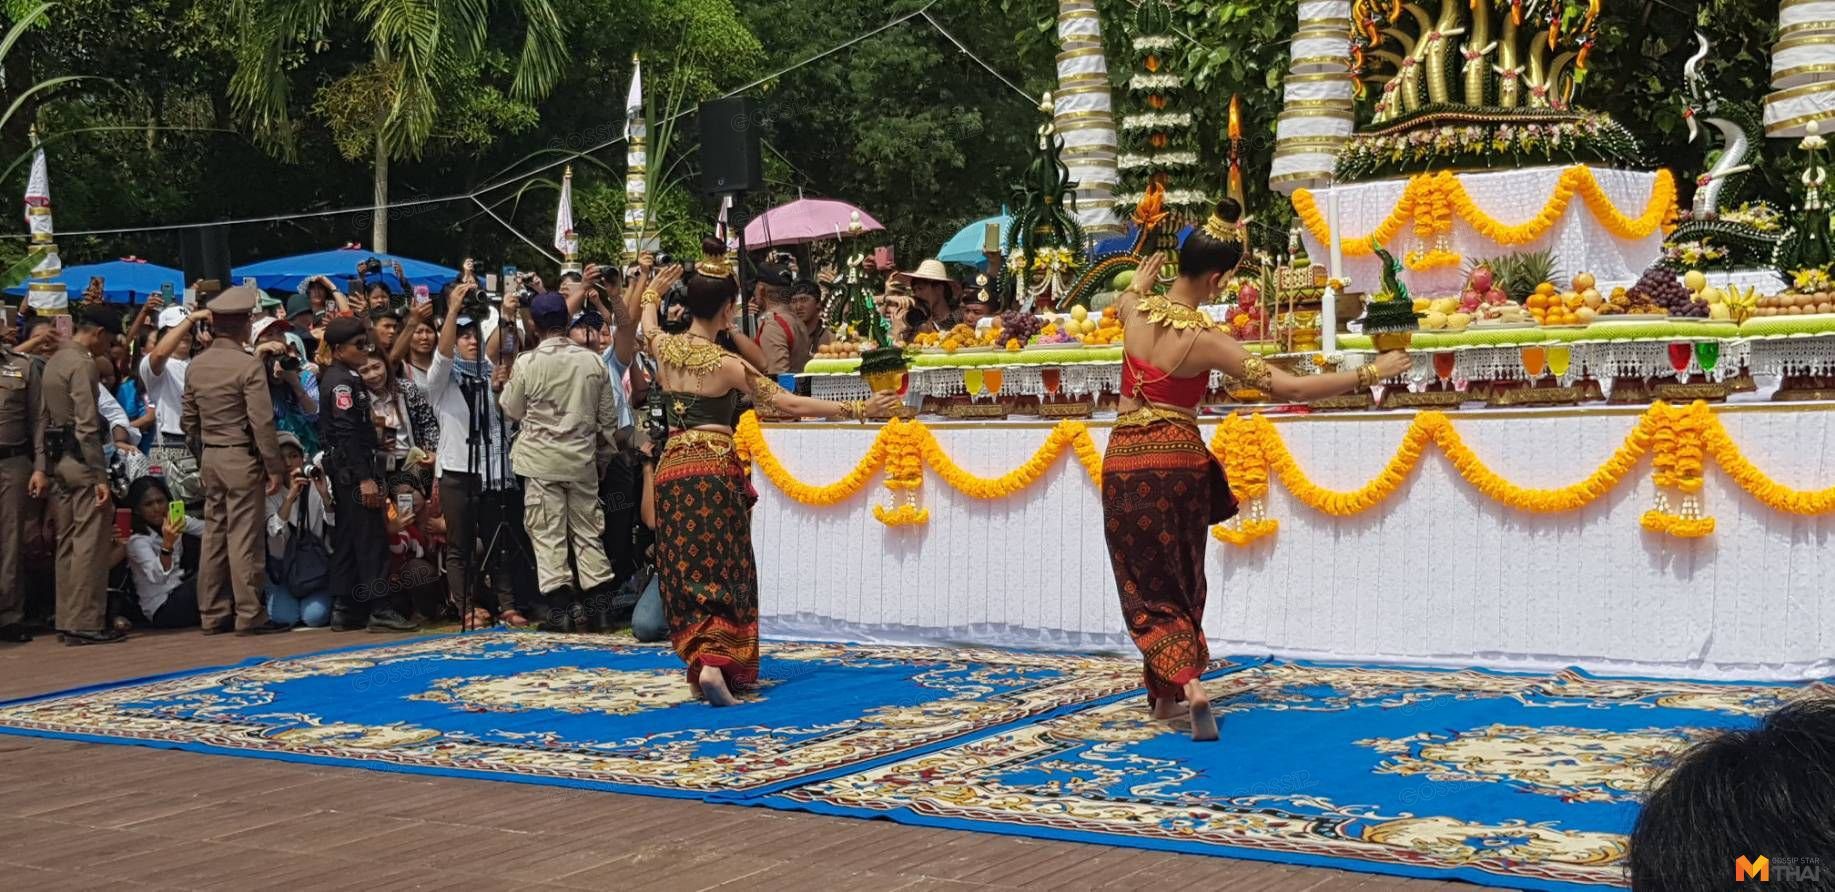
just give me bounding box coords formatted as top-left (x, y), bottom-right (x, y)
top-left (751, 408), bottom-right (1835, 681)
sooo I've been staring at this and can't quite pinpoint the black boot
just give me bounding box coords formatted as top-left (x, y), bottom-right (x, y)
top-left (538, 587), bottom-right (579, 633)
top-left (583, 582), bottom-right (620, 633)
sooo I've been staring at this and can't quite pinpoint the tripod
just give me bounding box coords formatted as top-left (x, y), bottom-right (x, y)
top-left (456, 370), bottom-right (534, 632)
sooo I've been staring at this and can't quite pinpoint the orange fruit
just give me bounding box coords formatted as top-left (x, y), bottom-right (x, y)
top-left (1536, 282), bottom-right (1557, 296)
top-left (1527, 294), bottom-right (1549, 310)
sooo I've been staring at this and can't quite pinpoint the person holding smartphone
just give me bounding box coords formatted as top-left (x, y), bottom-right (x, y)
top-left (122, 476), bottom-right (204, 628)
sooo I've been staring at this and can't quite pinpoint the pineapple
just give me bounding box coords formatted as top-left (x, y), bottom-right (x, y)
top-left (1472, 250), bottom-right (1559, 304)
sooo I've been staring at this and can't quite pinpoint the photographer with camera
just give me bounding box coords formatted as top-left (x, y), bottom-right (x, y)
top-left (253, 316), bottom-right (319, 454)
top-left (264, 433), bottom-right (334, 628)
top-left (427, 281), bottom-right (533, 630)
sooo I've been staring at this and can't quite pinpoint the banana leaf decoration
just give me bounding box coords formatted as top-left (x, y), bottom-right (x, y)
top-left (1002, 93), bottom-right (1086, 312)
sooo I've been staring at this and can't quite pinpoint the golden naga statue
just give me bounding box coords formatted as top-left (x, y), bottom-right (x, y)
top-left (1353, 0), bottom-right (1601, 123)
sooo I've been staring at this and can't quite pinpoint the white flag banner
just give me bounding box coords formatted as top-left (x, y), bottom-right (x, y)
top-left (554, 169), bottom-right (578, 258)
top-left (625, 56), bottom-right (644, 141)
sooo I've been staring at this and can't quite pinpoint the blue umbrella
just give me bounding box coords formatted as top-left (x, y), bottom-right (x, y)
top-left (4, 258), bottom-right (184, 304)
top-left (233, 247), bottom-right (457, 295)
top-left (1092, 224), bottom-right (1197, 257)
top-left (938, 212), bottom-right (1011, 266)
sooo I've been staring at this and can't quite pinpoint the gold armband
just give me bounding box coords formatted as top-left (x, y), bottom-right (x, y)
top-left (749, 372), bottom-right (785, 413)
top-left (1238, 355), bottom-right (1274, 391)
top-left (1356, 364), bottom-right (1382, 389)
top-left (641, 290), bottom-right (661, 307)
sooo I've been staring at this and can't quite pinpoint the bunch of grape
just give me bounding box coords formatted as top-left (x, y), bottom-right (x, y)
top-left (1627, 268), bottom-right (1705, 317)
top-left (999, 311), bottom-right (1043, 344)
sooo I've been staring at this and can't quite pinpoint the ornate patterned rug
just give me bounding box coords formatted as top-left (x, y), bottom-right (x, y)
top-left (0, 632), bottom-right (1199, 798)
top-left (769, 661), bottom-right (1820, 891)
top-left (1, 634), bottom-right (1818, 890)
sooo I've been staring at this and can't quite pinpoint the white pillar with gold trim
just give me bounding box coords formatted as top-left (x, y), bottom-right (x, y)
top-left (1270, 0), bottom-right (1355, 194)
top-left (1767, 0), bottom-right (1835, 137)
top-left (1054, 0), bottom-right (1123, 237)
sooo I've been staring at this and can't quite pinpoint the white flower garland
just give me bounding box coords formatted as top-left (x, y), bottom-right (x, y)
top-left (1132, 35), bottom-right (1177, 51)
top-left (1128, 73), bottom-right (1182, 91)
top-left (1120, 112), bottom-right (1194, 131)
top-left (1118, 151), bottom-right (1199, 169)
top-left (1118, 188), bottom-right (1212, 208)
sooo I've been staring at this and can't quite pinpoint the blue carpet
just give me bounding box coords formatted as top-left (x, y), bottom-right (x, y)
top-left (0, 632), bottom-right (1814, 889)
top-left (0, 631), bottom-right (1204, 798)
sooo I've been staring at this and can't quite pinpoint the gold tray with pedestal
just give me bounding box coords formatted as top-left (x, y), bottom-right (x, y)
top-left (1488, 384), bottom-right (1582, 407)
top-left (1039, 400), bottom-right (1094, 418)
top-left (1653, 381), bottom-right (1731, 402)
top-left (1384, 389), bottom-right (1466, 409)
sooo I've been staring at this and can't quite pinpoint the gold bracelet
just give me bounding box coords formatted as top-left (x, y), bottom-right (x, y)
top-left (1357, 364), bottom-right (1381, 388)
top-left (641, 290), bottom-right (661, 307)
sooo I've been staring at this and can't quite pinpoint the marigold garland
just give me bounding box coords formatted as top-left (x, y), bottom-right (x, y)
top-left (736, 404), bottom-right (1835, 542)
top-left (1703, 413), bottom-right (1835, 514)
top-left (734, 412), bottom-right (887, 507)
top-left (1292, 166), bottom-right (1678, 256)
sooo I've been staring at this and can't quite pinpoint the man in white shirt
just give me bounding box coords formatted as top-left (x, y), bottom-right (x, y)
top-left (426, 288), bottom-right (531, 628)
top-left (142, 302), bottom-right (211, 504)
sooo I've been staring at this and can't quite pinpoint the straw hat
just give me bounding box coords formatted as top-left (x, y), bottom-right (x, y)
top-left (896, 259), bottom-right (960, 299)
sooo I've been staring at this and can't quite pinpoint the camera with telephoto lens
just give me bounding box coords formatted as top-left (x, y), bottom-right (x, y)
top-left (277, 353), bottom-right (302, 373)
top-left (360, 257), bottom-right (384, 278)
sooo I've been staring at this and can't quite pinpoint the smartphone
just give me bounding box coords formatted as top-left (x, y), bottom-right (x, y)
top-left (413, 284), bottom-right (431, 305)
top-left (53, 314), bottom-right (73, 339)
top-left (394, 493), bottom-right (414, 517)
top-left (484, 273), bottom-right (499, 294)
top-left (873, 246), bottom-right (895, 271)
top-left (114, 508), bottom-right (132, 540)
top-left (168, 500), bottom-right (185, 526)
top-left (346, 278), bottom-right (362, 294)
top-left (242, 277), bottom-right (258, 289)
top-left (160, 282), bottom-right (175, 302)
top-left (501, 265), bottom-right (519, 290)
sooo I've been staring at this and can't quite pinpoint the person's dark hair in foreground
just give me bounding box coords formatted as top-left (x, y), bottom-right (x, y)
top-left (1628, 697), bottom-right (1835, 890)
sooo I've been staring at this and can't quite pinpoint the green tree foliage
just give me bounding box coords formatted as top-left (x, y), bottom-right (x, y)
top-left (0, 0), bottom-right (1798, 277)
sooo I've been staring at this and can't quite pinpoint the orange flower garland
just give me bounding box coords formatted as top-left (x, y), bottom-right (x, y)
top-left (1211, 415), bottom-right (1278, 547)
top-left (1703, 412), bottom-right (1835, 514)
top-left (1291, 166), bottom-right (1678, 256)
top-left (736, 404), bottom-right (1835, 542)
top-left (873, 419), bottom-right (929, 527)
top-left (734, 412), bottom-right (887, 507)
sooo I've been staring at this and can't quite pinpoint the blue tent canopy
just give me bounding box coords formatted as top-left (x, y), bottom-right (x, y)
top-left (233, 248), bottom-right (457, 295)
top-left (938, 213), bottom-right (1011, 266)
top-left (1092, 225), bottom-right (1196, 257)
top-left (4, 258), bottom-right (185, 305)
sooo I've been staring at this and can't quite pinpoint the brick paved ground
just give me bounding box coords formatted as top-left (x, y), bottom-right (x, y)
top-left (0, 630), bottom-right (1461, 891)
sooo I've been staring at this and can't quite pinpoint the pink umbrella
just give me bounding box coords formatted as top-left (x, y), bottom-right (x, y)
top-left (743, 198), bottom-right (884, 248)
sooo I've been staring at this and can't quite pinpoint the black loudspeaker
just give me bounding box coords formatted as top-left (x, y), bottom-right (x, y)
top-left (698, 98), bottom-right (763, 195)
top-left (178, 225), bottom-right (233, 290)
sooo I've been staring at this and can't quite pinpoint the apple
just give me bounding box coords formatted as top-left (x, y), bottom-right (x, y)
top-left (1582, 288), bottom-right (1602, 309)
top-left (1572, 272), bottom-right (1596, 292)
top-left (1469, 267), bottom-right (1495, 294)
top-left (1576, 306), bottom-right (1597, 324)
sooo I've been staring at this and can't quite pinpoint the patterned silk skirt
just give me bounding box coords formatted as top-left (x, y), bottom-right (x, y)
top-left (656, 432), bottom-right (760, 690)
top-left (1101, 415), bottom-right (1215, 705)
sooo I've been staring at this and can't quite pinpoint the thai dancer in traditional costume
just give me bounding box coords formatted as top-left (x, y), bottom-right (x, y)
top-left (634, 242), bottom-right (902, 706)
top-left (1103, 199), bottom-right (1410, 740)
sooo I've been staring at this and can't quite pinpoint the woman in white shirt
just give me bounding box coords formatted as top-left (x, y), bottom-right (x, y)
top-left (123, 476), bottom-right (204, 628)
top-left (265, 433), bottom-right (335, 627)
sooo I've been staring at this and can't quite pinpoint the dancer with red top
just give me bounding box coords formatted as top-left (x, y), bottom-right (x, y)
top-left (1103, 198), bottom-right (1410, 741)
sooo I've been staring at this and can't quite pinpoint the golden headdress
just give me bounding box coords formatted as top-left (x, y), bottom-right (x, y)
top-left (695, 253), bottom-right (733, 278)
top-left (1203, 209), bottom-right (1242, 244)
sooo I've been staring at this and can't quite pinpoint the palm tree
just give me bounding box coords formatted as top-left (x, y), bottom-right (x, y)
top-left (228, 0), bottom-right (567, 251)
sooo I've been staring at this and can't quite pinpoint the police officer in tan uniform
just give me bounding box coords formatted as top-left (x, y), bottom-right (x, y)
top-left (181, 286), bottom-right (291, 635)
top-left (31, 307), bottom-right (122, 645)
top-left (0, 330), bottom-right (39, 642)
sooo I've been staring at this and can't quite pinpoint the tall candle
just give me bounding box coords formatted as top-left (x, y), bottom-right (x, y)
top-left (1323, 184), bottom-right (1342, 352)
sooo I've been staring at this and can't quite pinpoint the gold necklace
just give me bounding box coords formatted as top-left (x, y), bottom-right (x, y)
top-left (1138, 294), bottom-right (1214, 331)
top-left (657, 332), bottom-right (729, 376)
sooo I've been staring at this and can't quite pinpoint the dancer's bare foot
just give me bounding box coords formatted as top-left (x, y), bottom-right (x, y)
top-left (699, 665), bottom-right (738, 707)
top-left (1185, 679), bottom-right (1218, 742)
top-left (1150, 698), bottom-right (1190, 720)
